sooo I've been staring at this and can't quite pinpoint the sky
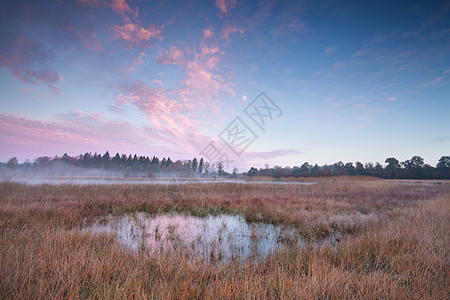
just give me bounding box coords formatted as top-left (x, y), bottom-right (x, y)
top-left (0, 0), bottom-right (449, 170)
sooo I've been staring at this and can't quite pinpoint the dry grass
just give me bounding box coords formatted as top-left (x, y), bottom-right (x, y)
top-left (256, 175), bottom-right (383, 182)
top-left (0, 180), bottom-right (448, 299)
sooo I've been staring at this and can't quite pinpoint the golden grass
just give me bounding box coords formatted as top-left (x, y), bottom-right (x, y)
top-left (0, 180), bottom-right (448, 299)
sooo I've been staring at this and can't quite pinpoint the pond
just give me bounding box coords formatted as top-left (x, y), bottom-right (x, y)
top-left (84, 213), bottom-right (339, 262)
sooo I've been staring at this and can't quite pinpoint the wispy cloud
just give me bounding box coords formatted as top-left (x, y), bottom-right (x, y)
top-left (113, 23), bottom-right (164, 47)
top-left (203, 28), bottom-right (214, 39)
top-left (110, 0), bottom-right (138, 22)
top-left (353, 104), bottom-right (367, 108)
top-left (0, 37), bottom-right (63, 93)
top-left (183, 43), bottom-right (234, 99)
top-left (309, 94), bottom-right (393, 126)
top-left (113, 38), bottom-right (237, 156)
top-left (242, 92), bottom-right (247, 102)
top-left (0, 113), bottom-right (105, 160)
top-left (18, 88), bottom-right (35, 93)
top-left (126, 54), bottom-right (145, 72)
top-left (13, 69), bottom-right (62, 84)
top-left (431, 136), bottom-right (450, 142)
top-left (386, 96), bottom-right (398, 101)
top-left (115, 78), bottom-right (220, 156)
top-left (48, 85), bottom-right (64, 95)
top-left (118, 42), bottom-right (234, 115)
top-left (424, 76), bottom-right (448, 87)
top-left (0, 111), bottom-right (210, 161)
top-left (157, 46), bottom-right (185, 66)
top-left (220, 25), bottom-right (244, 40)
top-left (324, 46), bottom-right (337, 55)
top-left (214, 0), bottom-right (237, 15)
top-left (78, 0), bottom-right (137, 22)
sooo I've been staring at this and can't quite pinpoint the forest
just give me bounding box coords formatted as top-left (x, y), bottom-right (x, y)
top-left (2, 152), bottom-right (449, 179)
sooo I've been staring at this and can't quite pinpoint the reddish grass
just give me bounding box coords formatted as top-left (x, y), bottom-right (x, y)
top-left (0, 180), bottom-right (448, 299)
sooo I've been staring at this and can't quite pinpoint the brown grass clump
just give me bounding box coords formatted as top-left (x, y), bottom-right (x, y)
top-left (0, 180), bottom-right (448, 299)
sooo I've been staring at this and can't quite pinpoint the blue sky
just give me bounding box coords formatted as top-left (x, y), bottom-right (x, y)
top-left (0, 0), bottom-right (449, 170)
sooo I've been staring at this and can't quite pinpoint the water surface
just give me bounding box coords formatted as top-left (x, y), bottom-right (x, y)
top-left (84, 212), bottom-right (339, 262)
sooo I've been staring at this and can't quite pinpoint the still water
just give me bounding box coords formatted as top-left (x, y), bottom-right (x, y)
top-left (84, 213), bottom-right (317, 262)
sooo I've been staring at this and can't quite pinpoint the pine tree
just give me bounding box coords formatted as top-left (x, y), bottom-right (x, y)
top-left (198, 158), bottom-right (204, 174)
top-left (192, 158), bottom-right (198, 172)
top-left (160, 158), bottom-right (167, 169)
top-left (166, 157), bottom-right (173, 168)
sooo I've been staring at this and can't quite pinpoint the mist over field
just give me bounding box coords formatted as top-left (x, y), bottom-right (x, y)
top-left (2, 151), bottom-right (449, 184)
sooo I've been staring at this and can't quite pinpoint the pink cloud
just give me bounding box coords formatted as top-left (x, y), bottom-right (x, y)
top-left (127, 55), bottom-right (145, 72)
top-left (214, 0), bottom-right (237, 15)
top-left (18, 88), bottom-right (35, 94)
top-left (134, 55), bottom-right (144, 65)
top-left (115, 46), bottom-right (235, 154)
top-left (114, 41), bottom-right (236, 157)
top-left (48, 85), bottom-right (64, 95)
top-left (0, 111), bottom-right (210, 162)
top-left (137, 42), bottom-right (234, 107)
top-left (0, 113), bottom-right (100, 161)
top-left (184, 60), bottom-right (234, 99)
top-left (157, 46), bottom-right (185, 66)
top-left (117, 82), bottom-right (183, 117)
top-left (424, 76), bottom-right (447, 87)
top-left (111, 0), bottom-right (136, 20)
top-left (203, 28), bottom-right (214, 39)
top-left (221, 26), bottom-right (244, 40)
top-left (10, 69), bottom-right (63, 84)
top-left (113, 23), bottom-right (163, 46)
top-left (0, 37), bottom-right (63, 92)
top-left (136, 41), bottom-right (233, 106)
top-left (182, 43), bottom-right (235, 100)
top-left (79, 0), bottom-right (137, 22)
top-left (116, 81), bottom-right (202, 145)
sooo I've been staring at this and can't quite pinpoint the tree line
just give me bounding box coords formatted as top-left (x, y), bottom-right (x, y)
top-left (2, 152), bottom-right (218, 178)
top-left (248, 155), bottom-right (450, 179)
top-left (2, 152), bottom-right (449, 179)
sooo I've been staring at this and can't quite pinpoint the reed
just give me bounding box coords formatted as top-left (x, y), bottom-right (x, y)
top-left (0, 180), bottom-right (448, 299)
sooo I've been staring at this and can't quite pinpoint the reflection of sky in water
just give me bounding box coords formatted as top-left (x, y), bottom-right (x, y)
top-left (86, 213), bottom-right (304, 261)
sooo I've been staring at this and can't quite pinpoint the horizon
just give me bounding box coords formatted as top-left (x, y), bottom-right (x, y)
top-left (3, 150), bottom-right (448, 171)
top-left (1, 0), bottom-right (449, 170)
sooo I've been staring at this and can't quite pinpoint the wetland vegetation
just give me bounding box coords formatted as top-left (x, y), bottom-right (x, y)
top-left (0, 179), bottom-right (448, 299)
